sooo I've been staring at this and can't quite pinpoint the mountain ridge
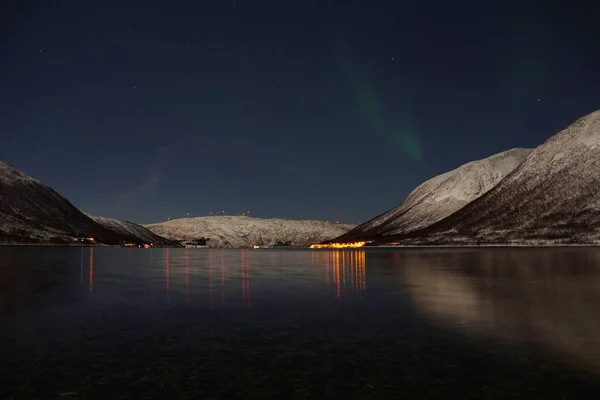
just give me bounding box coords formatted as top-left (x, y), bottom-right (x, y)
top-left (0, 160), bottom-right (171, 245)
top-left (86, 214), bottom-right (170, 245)
top-left (333, 148), bottom-right (531, 243)
top-left (384, 109), bottom-right (600, 245)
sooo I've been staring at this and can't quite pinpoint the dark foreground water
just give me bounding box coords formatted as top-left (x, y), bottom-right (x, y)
top-left (2, 248), bottom-right (600, 399)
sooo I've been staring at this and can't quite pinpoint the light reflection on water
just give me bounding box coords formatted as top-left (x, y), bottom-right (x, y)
top-left (116, 248), bottom-right (370, 309)
top-left (398, 250), bottom-right (600, 374)
top-left (2, 247), bottom-right (600, 397)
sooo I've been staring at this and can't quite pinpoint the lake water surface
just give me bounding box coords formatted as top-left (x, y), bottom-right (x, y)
top-left (2, 247), bottom-right (600, 399)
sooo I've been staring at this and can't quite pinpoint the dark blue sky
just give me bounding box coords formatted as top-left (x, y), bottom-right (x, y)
top-left (2, 0), bottom-right (599, 224)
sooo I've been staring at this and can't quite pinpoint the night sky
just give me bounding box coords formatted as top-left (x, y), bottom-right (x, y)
top-left (2, 1), bottom-right (599, 224)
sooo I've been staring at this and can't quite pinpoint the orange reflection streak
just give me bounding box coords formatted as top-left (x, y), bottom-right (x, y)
top-left (245, 252), bottom-right (251, 307)
top-left (241, 250), bottom-right (251, 308)
top-left (348, 251), bottom-right (356, 288)
top-left (341, 251), bottom-right (346, 287)
top-left (325, 251), bottom-right (330, 291)
top-left (354, 251), bottom-right (359, 296)
top-left (241, 250), bottom-right (245, 307)
top-left (89, 247), bottom-right (94, 294)
top-left (356, 250), bottom-right (361, 295)
top-left (359, 250), bottom-right (366, 296)
top-left (346, 253), bottom-right (350, 287)
top-left (185, 248), bottom-right (190, 304)
top-left (355, 252), bottom-right (360, 291)
top-left (221, 249), bottom-right (225, 305)
top-left (333, 251), bottom-right (340, 300)
top-left (165, 248), bottom-right (170, 303)
top-left (354, 251), bottom-right (360, 296)
top-left (209, 249), bottom-right (213, 308)
top-left (349, 250), bottom-right (366, 298)
top-left (80, 247), bottom-right (84, 284)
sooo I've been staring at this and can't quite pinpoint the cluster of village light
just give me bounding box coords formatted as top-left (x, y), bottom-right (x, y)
top-left (309, 242), bottom-right (366, 249)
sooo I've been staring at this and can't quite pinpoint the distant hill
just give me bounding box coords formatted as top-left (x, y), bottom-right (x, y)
top-left (145, 215), bottom-right (355, 248)
top-left (332, 148), bottom-right (531, 243)
top-left (0, 160), bottom-right (171, 245)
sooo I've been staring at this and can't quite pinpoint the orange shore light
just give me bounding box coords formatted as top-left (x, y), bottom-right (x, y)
top-left (309, 242), bottom-right (366, 249)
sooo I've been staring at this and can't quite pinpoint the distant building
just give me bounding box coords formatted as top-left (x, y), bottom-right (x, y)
top-left (74, 236), bottom-right (95, 244)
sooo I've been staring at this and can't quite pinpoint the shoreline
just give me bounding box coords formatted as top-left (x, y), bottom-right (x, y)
top-left (369, 243), bottom-right (600, 248)
top-left (2, 243), bottom-right (600, 249)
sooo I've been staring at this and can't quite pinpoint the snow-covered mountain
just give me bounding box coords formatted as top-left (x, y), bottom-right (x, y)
top-left (0, 160), bottom-right (119, 243)
top-left (395, 109), bottom-right (600, 245)
top-left (145, 216), bottom-right (355, 247)
top-left (334, 148), bottom-right (531, 242)
top-left (0, 160), bottom-right (171, 245)
top-left (86, 214), bottom-right (169, 245)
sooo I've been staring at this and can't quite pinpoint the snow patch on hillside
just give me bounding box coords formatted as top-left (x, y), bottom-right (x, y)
top-left (0, 160), bottom-right (40, 185)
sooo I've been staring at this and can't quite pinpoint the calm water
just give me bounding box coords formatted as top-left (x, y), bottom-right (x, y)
top-left (2, 247), bottom-right (600, 399)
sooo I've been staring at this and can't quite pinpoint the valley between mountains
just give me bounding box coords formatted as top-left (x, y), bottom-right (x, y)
top-left (2, 109), bottom-right (600, 247)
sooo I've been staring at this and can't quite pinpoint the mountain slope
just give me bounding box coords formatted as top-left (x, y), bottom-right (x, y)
top-left (394, 109), bottom-right (600, 245)
top-left (86, 214), bottom-right (170, 245)
top-left (0, 160), bottom-right (171, 245)
top-left (145, 216), bottom-right (355, 247)
top-left (334, 148), bottom-right (531, 242)
top-left (0, 160), bottom-right (124, 243)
